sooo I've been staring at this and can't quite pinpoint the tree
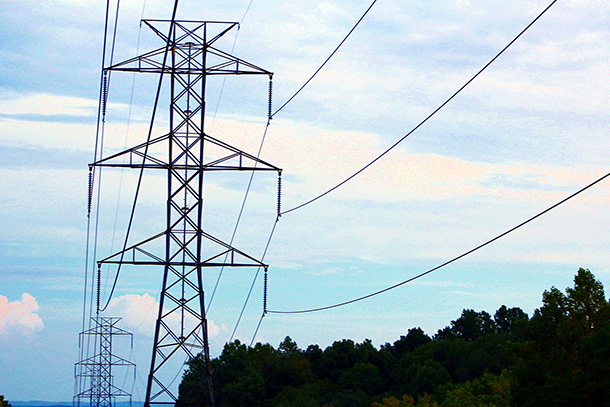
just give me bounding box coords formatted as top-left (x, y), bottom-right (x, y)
top-left (338, 362), bottom-right (385, 396)
top-left (175, 268), bottom-right (608, 407)
top-left (269, 337), bottom-right (315, 396)
top-left (391, 354), bottom-right (451, 398)
top-left (269, 381), bottom-right (327, 407)
top-left (511, 268), bottom-right (610, 406)
top-left (565, 268), bottom-right (609, 335)
top-left (372, 395), bottom-right (418, 407)
top-left (372, 394), bottom-right (440, 407)
top-left (314, 339), bottom-right (360, 381)
top-left (278, 336), bottom-right (300, 355)
top-left (440, 371), bottom-right (511, 407)
top-left (493, 305), bottom-right (528, 335)
top-left (387, 328), bottom-right (432, 359)
top-left (436, 309), bottom-right (496, 342)
top-left (1, 395), bottom-right (11, 407)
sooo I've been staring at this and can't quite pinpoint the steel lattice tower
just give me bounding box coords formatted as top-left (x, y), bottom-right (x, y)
top-left (74, 317), bottom-right (135, 407)
top-left (92, 20), bottom-right (281, 406)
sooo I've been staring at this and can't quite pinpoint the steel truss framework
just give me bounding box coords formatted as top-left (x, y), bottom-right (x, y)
top-left (94, 20), bottom-right (281, 406)
top-left (75, 317), bottom-right (135, 407)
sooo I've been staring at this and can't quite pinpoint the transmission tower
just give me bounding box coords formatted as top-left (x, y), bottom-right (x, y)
top-left (91, 19), bottom-right (281, 406)
top-left (74, 317), bottom-right (135, 407)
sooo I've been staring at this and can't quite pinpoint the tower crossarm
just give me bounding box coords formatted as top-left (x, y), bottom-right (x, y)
top-left (90, 132), bottom-right (281, 172)
top-left (142, 20), bottom-right (237, 47)
top-left (105, 21), bottom-right (271, 76)
top-left (98, 230), bottom-right (269, 269)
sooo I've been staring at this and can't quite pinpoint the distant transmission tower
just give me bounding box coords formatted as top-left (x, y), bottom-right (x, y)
top-left (90, 19), bottom-right (281, 406)
top-left (75, 261), bottom-right (135, 407)
top-left (74, 316), bottom-right (135, 407)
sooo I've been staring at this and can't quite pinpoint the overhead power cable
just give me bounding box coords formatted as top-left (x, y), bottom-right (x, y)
top-left (80, 0), bottom-right (115, 378)
top-left (268, 169), bottom-right (610, 314)
top-left (280, 0), bottom-right (558, 216)
top-left (271, 0), bottom-right (378, 118)
top-left (228, 217), bottom-right (278, 344)
top-left (211, 0), bottom-right (378, 322)
top-left (99, 0), bottom-right (181, 312)
top-left (208, 79), bottom-right (275, 311)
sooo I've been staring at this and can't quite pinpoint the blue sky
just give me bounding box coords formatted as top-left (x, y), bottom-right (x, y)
top-left (1, 0), bottom-right (609, 401)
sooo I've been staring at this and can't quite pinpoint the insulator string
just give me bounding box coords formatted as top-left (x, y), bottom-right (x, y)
top-left (87, 169), bottom-right (93, 217)
top-left (263, 267), bottom-right (268, 315)
top-left (268, 76), bottom-right (273, 120)
top-left (277, 173), bottom-right (282, 219)
top-left (96, 265), bottom-right (102, 315)
top-left (102, 73), bottom-right (108, 120)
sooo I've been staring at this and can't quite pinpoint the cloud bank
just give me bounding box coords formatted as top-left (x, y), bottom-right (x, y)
top-left (0, 293), bottom-right (44, 338)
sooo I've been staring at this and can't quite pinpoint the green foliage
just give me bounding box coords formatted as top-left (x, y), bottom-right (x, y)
top-left (510, 268), bottom-right (610, 407)
top-left (339, 362), bottom-right (385, 396)
top-left (176, 268), bottom-right (609, 407)
top-left (440, 371), bottom-right (511, 407)
top-left (1, 395), bottom-right (11, 407)
top-left (383, 328), bottom-right (432, 359)
top-left (392, 355), bottom-right (451, 398)
top-left (372, 395), bottom-right (418, 407)
top-left (269, 381), bottom-right (326, 407)
top-left (435, 309), bottom-right (496, 342)
top-left (372, 394), bottom-right (440, 407)
top-left (493, 305), bottom-right (528, 335)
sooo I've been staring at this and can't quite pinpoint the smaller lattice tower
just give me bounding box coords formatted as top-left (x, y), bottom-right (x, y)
top-left (74, 316), bottom-right (135, 407)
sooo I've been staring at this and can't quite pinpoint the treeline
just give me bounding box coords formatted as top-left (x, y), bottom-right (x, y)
top-left (177, 268), bottom-right (610, 406)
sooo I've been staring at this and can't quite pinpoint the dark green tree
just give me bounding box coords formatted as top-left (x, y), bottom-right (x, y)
top-left (1, 395), bottom-right (11, 407)
top-left (269, 381), bottom-right (327, 407)
top-left (391, 354), bottom-right (451, 399)
top-left (440, 370), bottom-right (511, 407)
top-left (384, 328), bottom-right (432, 359)
top-left (313, 339), bottom-right (360, 381)
top-left (338, 362), bottom-right (385, 396)
top-left (436, 309), bottom-right (496, 342)
top-left (494, 305), bottom-right (528, 335)
top-left (511, 268), bottom-right (610, 406)
top-left (175, 268), bottom-right (608, 407)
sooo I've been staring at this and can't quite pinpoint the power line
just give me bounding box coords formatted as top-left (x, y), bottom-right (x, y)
top-left (230, 217), bottom-right (279, 343)
top-left (271, 0), bottom-right (378, 118)
top-left (280, 0), bottom-right (559, 216)
top-left (104, 0), bottom-right (148, 303)
top-left (79, 0), bottom-right (113, 385)
top-left (208, 91), bottom-right (274, 311)
top-left (99, 3), bottom-right (180, 313)
top-left (268, 169), bottom-right (610, 314)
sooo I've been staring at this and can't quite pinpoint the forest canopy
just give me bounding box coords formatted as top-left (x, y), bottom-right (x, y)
top-left (177, 268), bottom-right (610, 407)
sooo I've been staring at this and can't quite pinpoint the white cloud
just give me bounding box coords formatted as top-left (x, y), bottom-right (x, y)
top-left (0, 92), bottom-right (98, 117)
top-left (105, 293), bottom-right (157, 335)
top-left (0, 293), bottom-right (44, 338)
